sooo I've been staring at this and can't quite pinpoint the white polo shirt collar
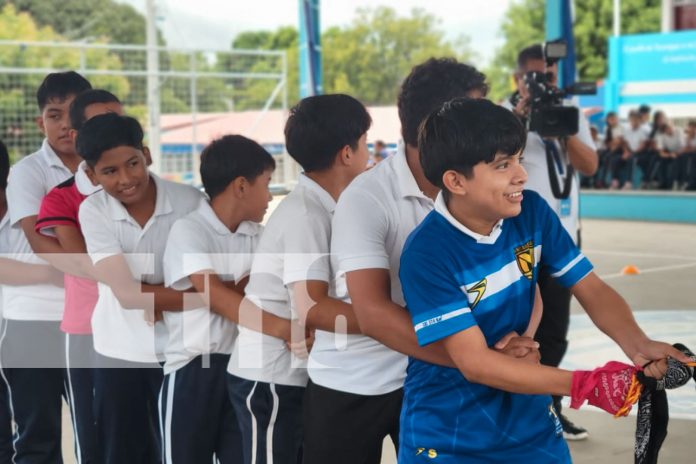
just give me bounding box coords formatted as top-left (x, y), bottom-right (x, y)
top-left (75, 161), bottom-right (102, 196)
top-left (105, 172), bottom-right (172, 223)
top-left (197, 198), bottom-right (261, 237)
top-left (298, 173), bottom-right (336, 214)
top-left (393, 141), bottom-right (430, 201)
top-left (38, 138), bottom-right (72, 174)
top-left (434, 192), bottom-right (503, 244)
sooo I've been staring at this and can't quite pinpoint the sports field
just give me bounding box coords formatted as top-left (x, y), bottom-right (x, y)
top-left (59, 218), bottom-right (696, 463)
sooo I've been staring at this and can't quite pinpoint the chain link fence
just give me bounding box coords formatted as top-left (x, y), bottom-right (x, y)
top-left (0, 40), bottom-right (298, 188)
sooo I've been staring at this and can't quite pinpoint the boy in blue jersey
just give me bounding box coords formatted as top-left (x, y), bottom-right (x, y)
top-left (398, 98), bottom-right (689, 463)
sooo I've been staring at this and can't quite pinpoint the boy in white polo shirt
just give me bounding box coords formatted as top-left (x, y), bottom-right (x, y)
top-left (227, 94), bottom-right (370, 464)
top-left (35, 89), bottom-right (124, 463)
top-left (160, 135), bottom-right (278, 463)
top-left (327, 59), bottom-right (541, 463)
top-left (77, 113), bottom-right (203, 464)
top-left (1, 71), bottom-right (91, 463)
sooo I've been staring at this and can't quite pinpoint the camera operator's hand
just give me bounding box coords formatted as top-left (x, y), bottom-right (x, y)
top-left (512, 94), bottom-right (531, 119)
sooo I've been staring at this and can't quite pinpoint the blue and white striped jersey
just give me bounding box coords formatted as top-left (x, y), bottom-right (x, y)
top-left (398, 189), bottom-right (592, 463)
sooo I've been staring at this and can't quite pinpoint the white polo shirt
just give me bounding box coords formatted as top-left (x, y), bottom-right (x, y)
top-left (228, 174), bottom-right (333, 387)
top-left (623, 124), bottom-right (650, 152)
top-left (656, 130), bottom-right (684, 153)
top-left (4, 139), bottom-right (72, 321)
top-left (162, 198), bottom-right (261, 375)
top-left (324, 142), bottom-right (432, 396)
top-left (0, 211), bottom-right (10, 319)
top-left (79, 174), bottom-right (203, 363)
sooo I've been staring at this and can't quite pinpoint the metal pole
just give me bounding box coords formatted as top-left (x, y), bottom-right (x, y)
top-left (190, 51), bottom-right (200, 186)
top-left (613, 0), bottom-right (621, 37)
top-left (281, 51), bottom-right (294, 190)
top-left (146, 0), bottom-right (162, 174)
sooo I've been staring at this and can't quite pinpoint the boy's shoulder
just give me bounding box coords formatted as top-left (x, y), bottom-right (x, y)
top-left (9, 145), bottom-right (48, 178)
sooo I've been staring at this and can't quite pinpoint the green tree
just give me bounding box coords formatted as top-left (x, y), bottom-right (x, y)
top-left (0, 4), bottom-right (130, 158)
top-left (485, 0), bottom-right (661, 102)
top-left (322, 6), bottom-right (475, 105)
top-left (1, 0), bottom-right (164, 45)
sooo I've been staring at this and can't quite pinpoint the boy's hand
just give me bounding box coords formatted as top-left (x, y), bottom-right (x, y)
top-left (570, 361), bottom-right (638, 415)
top-left (287, 329), bottom-right (315, 359)
top-left (494, 332), bottom-right (541, 364)
top-left (629, 338), bottom-right (692, 371)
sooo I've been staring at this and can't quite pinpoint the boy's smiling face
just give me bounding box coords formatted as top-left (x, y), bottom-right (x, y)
top-left (37, 96), bottom-right (76, 156)
top-left (87, 146), bottom-right (151, 206)
top-left (446, 151), bottom-right (527, 235)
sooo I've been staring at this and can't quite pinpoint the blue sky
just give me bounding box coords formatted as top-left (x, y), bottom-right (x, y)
top-left (118, 0), bottom-right (513, 65)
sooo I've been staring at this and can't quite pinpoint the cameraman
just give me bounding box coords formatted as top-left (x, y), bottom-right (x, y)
top-left (504, 43), bottom-right (598, 441)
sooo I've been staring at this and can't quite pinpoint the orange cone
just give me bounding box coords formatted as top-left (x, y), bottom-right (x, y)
top-left (621, 265), bottom-right (640, 275)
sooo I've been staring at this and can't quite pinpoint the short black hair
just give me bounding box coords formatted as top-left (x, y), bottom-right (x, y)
top-left (517, 44), bottom-right (544, 70)
top-left (419, 98), bottom-right (526, 195)
top-left (0, 139), bottom-right (9, 190)
top-left (200, 135), bottom-right (276, 200)
top-left (638, 104), bottom-right (651, 115)
top-left (397, 58), bottom-right (488, 147)
top-left (284, 94), bottom-right (371, 173)
top-left (606, 111), bottom-right (617, 119)
top-left (69, 89), bottom-right (121, 131)
top-left (36, 71), bottom-right (92, 111)
top-left (76, 113), bottom-right (144, 167)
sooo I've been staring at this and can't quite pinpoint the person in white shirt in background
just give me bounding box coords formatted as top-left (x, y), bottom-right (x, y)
top-left (653, 114), bottom-right (685, 190)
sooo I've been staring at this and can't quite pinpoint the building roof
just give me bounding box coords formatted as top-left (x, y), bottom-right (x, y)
top-left (160, 106), bottom-right (402, 146)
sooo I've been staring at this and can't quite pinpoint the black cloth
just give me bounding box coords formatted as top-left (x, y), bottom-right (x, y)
top-left (0, 320), bottom-right (67, 464)
top-left (65, 333), bottom-right (97, 464)
top-left (93, 353), bottom-right (163, 464)
top-left (635, 343), bottom-right (696, 464)
top-left (160, 354), bottom-right (242, 464)
top-left (227, 374), bottom-right (304, 464)
top-left (0, 319), bottom-right (14, 464)
top-left (302, 379), bottom-right (402, 464)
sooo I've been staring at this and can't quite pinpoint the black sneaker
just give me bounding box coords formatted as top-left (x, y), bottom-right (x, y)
top-left (560, 414), bottom-right (589, 441)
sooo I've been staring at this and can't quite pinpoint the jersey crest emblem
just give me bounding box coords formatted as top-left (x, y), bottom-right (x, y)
top-left (465, 278), bottom-right (487, 308)
top-left (514, 241), bottom-right (535, 280)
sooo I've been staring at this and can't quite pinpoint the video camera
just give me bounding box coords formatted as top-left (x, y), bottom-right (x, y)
top-left (524, 39), bottom-right (596, 137)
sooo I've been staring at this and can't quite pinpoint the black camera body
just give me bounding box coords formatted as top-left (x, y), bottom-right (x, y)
top-left (524, 40), bottom-right (596, 138)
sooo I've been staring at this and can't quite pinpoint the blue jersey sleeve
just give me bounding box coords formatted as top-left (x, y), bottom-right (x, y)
top-left (400, 245), bottom-right (477, 347)
top-left (532, 192), bottom-right (593, 287)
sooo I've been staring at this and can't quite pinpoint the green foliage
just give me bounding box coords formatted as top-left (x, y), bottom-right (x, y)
top-left (0, 4), bottom-right (131, 157)
top-left (228, 6), bottom-right (473, 109)
top-left (322, 6), bottom-right (474, 105)
top-left (486, 0), bottom-right (662, 102)
top-left (1, 0), bottom-right (164, 44)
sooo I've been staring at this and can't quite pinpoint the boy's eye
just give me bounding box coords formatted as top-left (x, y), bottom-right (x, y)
top-left (496, 162), bottom-right (509, 169)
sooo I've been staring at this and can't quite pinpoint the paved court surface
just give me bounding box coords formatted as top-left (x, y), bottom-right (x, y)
top-left (58, 218), bottom-right (695, 463)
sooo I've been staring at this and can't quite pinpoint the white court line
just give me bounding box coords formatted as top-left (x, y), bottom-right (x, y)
top-left (601, 261), bottom-right (696, 280)
top-left (584, 249), bottom-right (696, 261)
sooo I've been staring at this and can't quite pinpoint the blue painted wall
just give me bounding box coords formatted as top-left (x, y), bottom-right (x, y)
top-left (580, 192), bottom-right (696, 223)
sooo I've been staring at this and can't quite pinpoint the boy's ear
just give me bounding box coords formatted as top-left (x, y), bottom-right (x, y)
top-left (442, 170), bottom-right (467, 196)
top-left (84, 165), bottom-right (100, 187)
top-left (142, 146), bottom-right (152, 166)
top-left (36, 116), bottom-right (46, 135)
top-left (69, 128), bottom-right (78, 143)
top-left (230, 176), bottom-right (247, 198)
top-left (338, 144), bottom-right (352, 166)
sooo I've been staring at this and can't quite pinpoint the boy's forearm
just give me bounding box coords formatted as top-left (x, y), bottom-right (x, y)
top-left (305, 297), bottom-right (361, 334)
top-left (201, 276), bottom-right (291, 341)
top-left (572, 274), bottom-right (647, 361)
top-left (0, 257), bottom-right (61, 286)
top-left (443, 331), bottom-right (573, 396)
top-left (357, 299), bottom-right (454, 367)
